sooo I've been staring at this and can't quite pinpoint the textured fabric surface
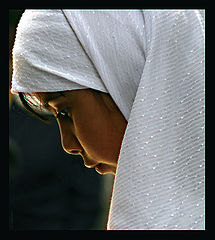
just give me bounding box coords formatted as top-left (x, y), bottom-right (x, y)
top-left (11, 10), bottom-right (205, 230)
top-left (107, 11), bottom-right (205, 230)
top-left (11, 10), bottom-right (105, 94)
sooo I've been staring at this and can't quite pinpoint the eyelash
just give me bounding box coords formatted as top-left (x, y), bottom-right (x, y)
top-left (56, 108), bottom-right (71, 120)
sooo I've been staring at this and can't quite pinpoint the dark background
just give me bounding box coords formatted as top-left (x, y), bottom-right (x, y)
top-left (9, 9), bottom-right (113, 230)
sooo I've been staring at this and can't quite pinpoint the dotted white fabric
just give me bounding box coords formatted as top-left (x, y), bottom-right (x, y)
top-left (11, 10), bottom-right (106, 94)
top-left (107, 11), bottom-right (205, 230)
top-left (11, 10), bottom-right (205, 230)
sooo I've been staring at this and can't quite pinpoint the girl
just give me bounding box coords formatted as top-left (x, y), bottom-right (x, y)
top-left (11, 10), bottom-right (205, 230)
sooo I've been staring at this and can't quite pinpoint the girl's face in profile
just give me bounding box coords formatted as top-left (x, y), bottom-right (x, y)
top-left (35, 89), bottom-right (127, 175)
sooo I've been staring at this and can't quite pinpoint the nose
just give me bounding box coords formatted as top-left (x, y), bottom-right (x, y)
top-left (58, 121), bottom-right (82, 155)
top-left (61, 133), bottom-right (82, 155)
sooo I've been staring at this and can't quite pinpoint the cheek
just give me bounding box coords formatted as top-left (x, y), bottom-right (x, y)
top-left (72, 100), bottom-right (106, 145)
top-left (71, 93), bottom-right (127, 164)
top-left (74, 116), bottom-right (108, 155)
top-left (74, 116), bottom-right (124, 165)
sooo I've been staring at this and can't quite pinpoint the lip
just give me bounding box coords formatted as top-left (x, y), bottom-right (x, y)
top-left (84, 163), bottom-right (99, 169)
top-left (82, 154), bottom-right (115, 175)
top-left (85, 162), bottom-right (106, 174)
top-left (95, 163), bottom-right (116, 175)
top-left (95, 163), bottom-right (105, 174)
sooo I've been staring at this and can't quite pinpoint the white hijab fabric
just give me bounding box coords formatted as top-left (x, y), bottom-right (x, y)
top-left (11, 10), bottom-right (205, 230)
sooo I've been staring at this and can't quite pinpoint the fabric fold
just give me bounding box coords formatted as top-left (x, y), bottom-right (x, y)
top-left (11, 9), bottom-right (205, 230)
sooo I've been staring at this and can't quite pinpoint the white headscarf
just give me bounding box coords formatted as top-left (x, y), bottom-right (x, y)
top-left (11, 10), bottom-right (205, 230)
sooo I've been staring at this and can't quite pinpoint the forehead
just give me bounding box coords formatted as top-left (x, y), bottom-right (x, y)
top-left (34, 91), bottom-right (66, 105)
